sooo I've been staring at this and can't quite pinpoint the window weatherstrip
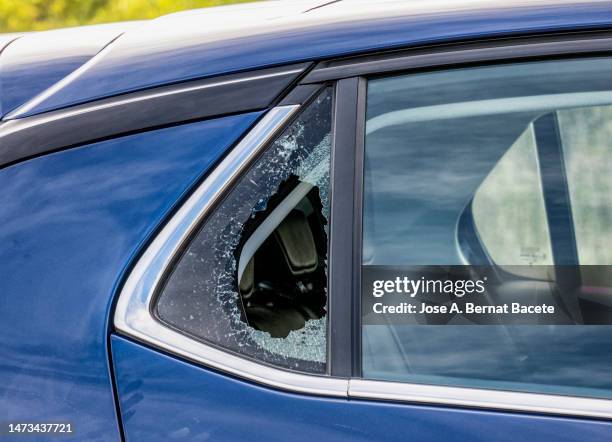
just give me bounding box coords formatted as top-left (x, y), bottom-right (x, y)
top-left (349, 379), bottom-right (612, 420)
top-left (302, 33), bottom-right (612, 83)
top-left (328, 78), bottom-right (359, 377)
top-left (113, 104), bottom-right (349, 398)
top-left (352, 77), bottom-right (367, 378)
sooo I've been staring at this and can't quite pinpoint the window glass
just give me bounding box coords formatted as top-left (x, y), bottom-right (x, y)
top-left (362, 58), bottom-right (612, 399)
top-left (472, 125), bottom-right (553, 267)
top-left (559, 105), bottom-right (612, 265)
top-left (156, 89), bottom-right (332, 373)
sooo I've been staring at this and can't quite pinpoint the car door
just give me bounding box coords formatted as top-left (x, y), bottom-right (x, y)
top-left (111, 33), bottom-right (612, 441)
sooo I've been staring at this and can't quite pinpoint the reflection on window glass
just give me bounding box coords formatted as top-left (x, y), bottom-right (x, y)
top-left (559, 105), bottom-right (612, 265)
top-left (156, 89), bottom-right (332, 373)
top-left (363, 110), bottom-right (536, 265)
top-left (473, 125), bottom-right (553, 267)
top-left (362, 58), bottom-right (612, 399)
top-left (363, 325), bottom-right (612, 398)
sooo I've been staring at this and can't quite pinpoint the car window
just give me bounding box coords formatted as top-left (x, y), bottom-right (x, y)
top-left (155, 88), bottom-right (332, 373)
top-left (361, 58), bottom-right (612, 399)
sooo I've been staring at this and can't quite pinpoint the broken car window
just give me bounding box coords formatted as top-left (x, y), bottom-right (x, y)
top-left (155, 88), bottom-right (332, 373)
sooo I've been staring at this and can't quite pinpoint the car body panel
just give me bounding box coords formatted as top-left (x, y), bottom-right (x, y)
top-left (0, 22), bottom-right (141, 118)
top-left (1, 1), bottom-right (612, 440)
top-left (0, 112), bottom-right (260, 440)
top-left (8, 0), bottom-right (612, 119)
top-left (111, 335), bottom-right (612, 442)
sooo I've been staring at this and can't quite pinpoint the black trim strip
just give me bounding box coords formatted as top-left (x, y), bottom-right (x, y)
top-left (278, 84), bottom-right (325, 106)
top-left (302, 0), bottom-right (342, 13)
top-left (0, 63), bottom-right (311, 169)
top-left (328, 78), bottom-right (359, 377)
top-left (106, 330), bottom-right (126, 442)
top-left (533, 113), bottom-right (583, 323)
top-left (352, 77), bottom-right (366, 378)
top-left (534, 113), bottom-right (579, 267)
top-left (302, 32), bottom-right (612, 83)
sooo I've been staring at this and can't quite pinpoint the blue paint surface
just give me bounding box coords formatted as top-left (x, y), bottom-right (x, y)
top-left (12, 1), bottom-right (612, 118)
top-left (0, 112), bottom-right (260, 440)
top-left (0, 23), bottom-right (129, 117)
top-left (1, 56), bottom-right (89, 117)
top-left (111, 335), bottom-right (612, 442)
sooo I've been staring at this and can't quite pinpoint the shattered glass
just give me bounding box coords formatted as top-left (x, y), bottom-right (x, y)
top-left (156, 88), bottom-right (332, 373)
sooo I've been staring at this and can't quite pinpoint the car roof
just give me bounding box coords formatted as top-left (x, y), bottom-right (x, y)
top-left (0, 22), bottom-right (142, 118)
top-left (2, 0), bottom-right (612, 119)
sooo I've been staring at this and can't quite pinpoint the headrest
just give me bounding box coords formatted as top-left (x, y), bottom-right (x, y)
top-left (274, 210), bottom-right (318, 275)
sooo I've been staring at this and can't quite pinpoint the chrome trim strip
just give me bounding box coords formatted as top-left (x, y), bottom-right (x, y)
top-left (114, 104), bottom-right (612, 417)
top-left (114, 105), bottom-right (348, 398)
top-left (349, 379), bottom-right (612, 419)
top-left (6, 30), bottom-right (128, 120)
top-left (0, 68), bottom-right (303, 131)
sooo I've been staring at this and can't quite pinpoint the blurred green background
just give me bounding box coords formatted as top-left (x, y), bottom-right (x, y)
top-left (0, 0), bottom-right (258, 33)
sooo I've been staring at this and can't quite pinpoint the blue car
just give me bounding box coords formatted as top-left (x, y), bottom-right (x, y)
top-left (2, 1), bottom-right (612, 440)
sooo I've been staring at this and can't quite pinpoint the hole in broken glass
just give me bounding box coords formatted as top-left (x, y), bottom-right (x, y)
top-left (155, 88), bottom-right (332, 372)
top-left (236, 174), bottom-right (328, 339)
